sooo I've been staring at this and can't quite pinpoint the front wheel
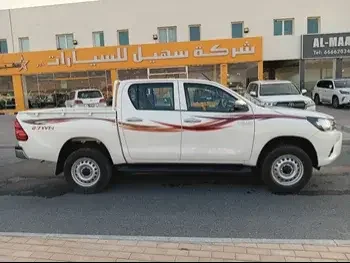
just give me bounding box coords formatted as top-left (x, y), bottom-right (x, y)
top-left (332, 96), bottom-right (339, 109)
top-left (314, 94), bottom-right (321, 105)
top-left (261, 145), bottom-right (313, 194)
top-left (64, 148), bottom-right (113, 194)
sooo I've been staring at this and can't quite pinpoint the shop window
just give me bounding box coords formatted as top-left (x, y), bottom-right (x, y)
top-left (307, 17), bottom-right (320, 34)
top-left (231, 22), bottom-right (243, 38)
top-left (19, 37), bottom-right (30, 52)
top-left (23, 71), bottom-right (111, 109)
top-left (274, 19), bottom-right (294, 36)
top-left (0, 76), bottom-right (15, 110)
top-left (189, 25), bottom-right (201, 41)
top-left (92, 31), bottom-right (105, 47)
top-left (0, 39), bottom-right (8, 54)
top-left (158, 26), bottom-right (177, 43)
top-left (56, 34), bottom-right (74, 49)
top-left (118, 30), bottom-right (129, 46)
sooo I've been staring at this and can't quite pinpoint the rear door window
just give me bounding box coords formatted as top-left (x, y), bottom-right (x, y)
top-left (77, 90), bottom-right (103, 99)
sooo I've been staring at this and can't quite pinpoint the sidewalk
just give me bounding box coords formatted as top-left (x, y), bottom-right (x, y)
top-left (0, 233), bottom-right (349, 262)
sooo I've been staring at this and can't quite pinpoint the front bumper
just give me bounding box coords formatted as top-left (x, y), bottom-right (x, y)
top-left (339, 95), bottom-right (350, 105)
top-left (310, 130), bottom-right (343, 167)
top-left (15, 146), bottom-right (29, 159)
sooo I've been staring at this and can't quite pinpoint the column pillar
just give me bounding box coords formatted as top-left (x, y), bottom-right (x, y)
top-left (335, 58), bottom-right (343, 78)
top-left (258, 61), bottom-right (264, 80)
top-left (220, 64), bottom-right (228, 87)
top-left (12, 75), bottom-right (25, 112)
top-left (299, 59), bottom-right (305, 90)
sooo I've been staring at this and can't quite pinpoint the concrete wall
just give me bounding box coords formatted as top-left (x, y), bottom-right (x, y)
top-left (0, 0), bottom-right (350, 61)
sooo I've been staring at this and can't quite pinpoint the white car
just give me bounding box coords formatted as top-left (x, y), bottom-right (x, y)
top-left (312, 79), bottom-right (350, 108)
top-left (244, 80), bottom-right (316, 111)
top-left (65, 89), bottom-right (107, 108)
top-left (14, 79), bottom-right (342, 194)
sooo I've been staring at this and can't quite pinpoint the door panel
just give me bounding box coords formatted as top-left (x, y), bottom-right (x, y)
top-left (178, 81), bottom-right (255, 163)
top-left (119, 81), bottom-right (182, 162)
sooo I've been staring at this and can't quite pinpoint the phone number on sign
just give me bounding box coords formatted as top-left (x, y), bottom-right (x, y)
top-left (324, 49), bottom-right (350, 56)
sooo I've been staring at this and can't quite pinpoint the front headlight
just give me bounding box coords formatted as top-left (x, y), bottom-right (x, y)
top-left (262, 102), bottom-right (277, 107)
top-left (340, 90), bottom-right (350, 95)
top-left (306, 100), bottom-right (315, 107)
top-left (307, 117), bottom-right (336, 131)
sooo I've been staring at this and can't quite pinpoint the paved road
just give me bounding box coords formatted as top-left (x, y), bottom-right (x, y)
top-left (0, 146), bottom-right (349, 239)
top-left (1, 114), bottom-right (350, 240)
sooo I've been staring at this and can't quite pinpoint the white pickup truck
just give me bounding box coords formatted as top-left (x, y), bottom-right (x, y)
top-left (14, 79), bottom-right (342, 194)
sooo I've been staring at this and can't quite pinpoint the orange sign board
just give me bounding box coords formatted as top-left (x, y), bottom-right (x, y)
top-left (0, 37), bottom-right (262, 76)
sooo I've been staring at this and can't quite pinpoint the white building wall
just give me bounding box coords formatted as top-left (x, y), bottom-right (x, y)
top-left (1, 0), bottom-right (350, 61)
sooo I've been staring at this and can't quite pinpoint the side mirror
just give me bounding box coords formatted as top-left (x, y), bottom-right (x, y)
top-left (329, 85), bottom-right (333, 89)
top-left (301, 89), bottom-right (307, 95)
top-left (234, 99), bottom-right (249, 111)
top-left (250, 91), bottom-right (257, 97)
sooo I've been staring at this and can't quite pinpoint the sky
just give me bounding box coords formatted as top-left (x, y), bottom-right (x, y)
top-left (0, 0), bottom-right (97, 10)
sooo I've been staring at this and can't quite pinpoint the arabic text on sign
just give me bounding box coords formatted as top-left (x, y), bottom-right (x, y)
top-left (43, 42), bottom-right (256, 67)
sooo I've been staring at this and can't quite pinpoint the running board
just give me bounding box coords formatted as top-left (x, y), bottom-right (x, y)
top-left (115, 163), bottom-right (250, 175)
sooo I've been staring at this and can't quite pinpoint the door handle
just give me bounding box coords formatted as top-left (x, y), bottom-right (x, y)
top-left (184, 118), bottom-right (202, 123)
top-left (126, 117), bottom-right (143, 122)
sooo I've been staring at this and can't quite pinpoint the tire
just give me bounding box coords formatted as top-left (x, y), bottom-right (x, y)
top-left (314, 94), bottom-right (321, 105)
top-left (64, 148), bottom-right (113, 194)
top-left (332, 96), bottom-right (339, 109)
top-left (260, 145), bottom-right (313, 194)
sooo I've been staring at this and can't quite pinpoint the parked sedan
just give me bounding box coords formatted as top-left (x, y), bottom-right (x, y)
top-left (244, 80), bottom-right (316, 111)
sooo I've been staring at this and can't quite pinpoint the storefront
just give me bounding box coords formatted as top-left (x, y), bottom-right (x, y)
top-left (0, 37), bottom-right (263, 113)
top-left (301, 32), bottom-right (350, 92)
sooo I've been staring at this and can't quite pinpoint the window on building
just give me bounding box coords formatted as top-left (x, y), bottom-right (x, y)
top-left (231, 22), bottom-right (243, 38)
top-left (189, 25), bottom-right (201, 41)
top-left (307, 17), bottom-right (320, 34)
top-left (19, 37), bottom-right (30, 52)
top-left (56, 34), bottom-right (74, 49)
top-left (0, 39), bottom-right (8, 54)
top-left (274, 19), bottom-right (294, 36)
top-left (158, 26), bottom-right (177, 43)
top-left (92, 31), bottom-right (105, 47)
top-left (118, 30), bottom-right (129, 45)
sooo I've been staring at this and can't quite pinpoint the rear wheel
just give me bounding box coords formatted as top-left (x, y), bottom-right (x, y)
top-left (64, 148), bottom-right (112, 194)
top-left (260, 145), bottom-right (313, 194)
top-left (314, 94), bottom-right (321, 105)
top-left (332, 96), bottom-right (339, 109)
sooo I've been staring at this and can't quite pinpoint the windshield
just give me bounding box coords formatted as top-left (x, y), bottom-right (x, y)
top-left (334, 80), bottom-right (350, 88)
top-left (77, 90), bottom-right (103, 99)
top-left (259, 83), bottom-right (300, 96)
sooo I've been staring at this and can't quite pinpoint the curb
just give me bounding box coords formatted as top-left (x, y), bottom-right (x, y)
top-left (0, 232), bottom-right (348, 246)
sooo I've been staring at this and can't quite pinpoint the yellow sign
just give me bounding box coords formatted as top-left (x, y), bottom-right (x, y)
top-left (0, 37), bottom-right (262, 76)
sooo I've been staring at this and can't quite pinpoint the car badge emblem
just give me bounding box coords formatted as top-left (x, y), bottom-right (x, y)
top-left (288, 102), bottom-right (295, 107)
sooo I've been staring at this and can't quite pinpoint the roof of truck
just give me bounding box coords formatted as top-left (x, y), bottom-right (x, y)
top-left (118, 78), bottom-right (220, 85)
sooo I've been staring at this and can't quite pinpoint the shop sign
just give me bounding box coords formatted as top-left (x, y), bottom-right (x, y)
top-left (302, 32), bottom-right (350, 59)
top-left (0, 37), bottom-right (262, 75)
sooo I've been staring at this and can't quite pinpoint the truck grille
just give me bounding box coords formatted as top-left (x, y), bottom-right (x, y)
top-left (275, 101), bottom-right (306, 109)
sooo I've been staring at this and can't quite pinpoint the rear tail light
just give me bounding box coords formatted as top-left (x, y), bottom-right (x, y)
top-left (74, 100), bottom-right (83, 105)
top-left (14, 119), bottom-right (28, 141)
top-left (99, 98), bottom-right (106, 103)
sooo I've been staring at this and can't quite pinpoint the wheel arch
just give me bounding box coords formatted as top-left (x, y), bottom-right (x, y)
top-left (256, 136), bottom-right (318, 169)
top-left (55, 137), bottom-right (113, 175)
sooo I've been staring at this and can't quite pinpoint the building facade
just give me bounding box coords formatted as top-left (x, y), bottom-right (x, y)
top-left (0, 0), bottom-right (350, 112)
